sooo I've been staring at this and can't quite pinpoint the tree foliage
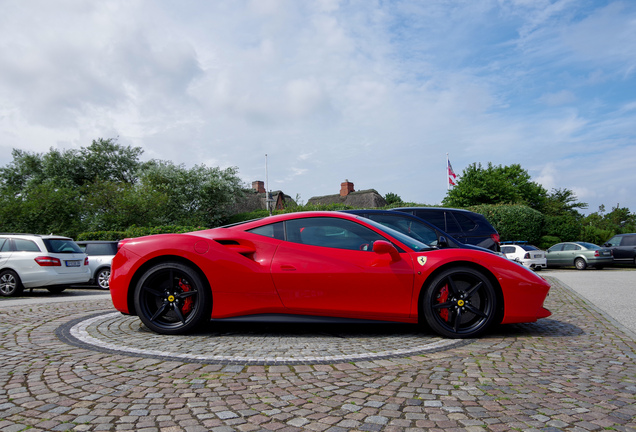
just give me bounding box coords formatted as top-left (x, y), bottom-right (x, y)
top-left (443, 163), bottom-right (547, 211)
top-left (384, 192), bottom-right (402, 205)
top-left (0, 138), bottom-right (245, 238)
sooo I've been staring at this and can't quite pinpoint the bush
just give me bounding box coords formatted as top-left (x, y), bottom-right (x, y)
top-left (538, 235), bottom-right (561, 250)
top-left (470, 204), bottom-right (544, 244)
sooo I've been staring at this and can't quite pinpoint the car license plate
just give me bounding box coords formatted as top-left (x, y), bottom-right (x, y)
top-left (602, 252), bottom-right (610, 256)
top-left (534, 254), bottom-right (541, 258)
top-left (65, 260), bottom-right (81, 267)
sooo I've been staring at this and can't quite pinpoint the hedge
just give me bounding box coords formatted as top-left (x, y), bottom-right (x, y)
top-left (470, 204), bottom-right (544, 245)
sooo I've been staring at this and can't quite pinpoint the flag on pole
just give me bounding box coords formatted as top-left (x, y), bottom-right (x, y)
top-left (447, 158), bottom-right (457, 187)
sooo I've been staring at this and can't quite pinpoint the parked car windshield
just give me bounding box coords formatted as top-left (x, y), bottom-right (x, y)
top-left (43, 238), bottom-right (83, 254)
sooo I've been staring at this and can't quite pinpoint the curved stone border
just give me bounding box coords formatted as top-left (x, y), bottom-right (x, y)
top-left (57, 311), bottom-right (471, 365)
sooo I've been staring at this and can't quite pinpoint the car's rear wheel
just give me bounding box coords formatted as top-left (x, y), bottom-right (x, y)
top-left (422, 267), bottom-right (497, 339)
top-left (96, 267), bottom-right (110, 290)
top-left (134, 262), bottom-right (210, 335)
top-left (574, 258), bottom-right (587, 270)
top-left (0, 270), bottom-right (23, 297)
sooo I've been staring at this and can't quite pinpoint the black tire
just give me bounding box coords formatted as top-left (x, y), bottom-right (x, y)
top-left (47, 286), bottom-right (66, 294)
top-left (422, 267), bottom-right (497, 339)
top-left (574, 258), bottom-right (587, 270)
top-left (0, 270), bottom-right (24, 297)
top-left (133, 262), bottom-right (211, 335)
top-left (96, 267), bottom-right (111, 290)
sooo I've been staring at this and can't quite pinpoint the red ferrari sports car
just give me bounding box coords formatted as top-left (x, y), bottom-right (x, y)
top-left (110, 211), bottom-right (551, 338)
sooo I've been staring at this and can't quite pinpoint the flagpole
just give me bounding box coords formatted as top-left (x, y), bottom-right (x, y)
top-left (446, 153), bottom-right (449, 191)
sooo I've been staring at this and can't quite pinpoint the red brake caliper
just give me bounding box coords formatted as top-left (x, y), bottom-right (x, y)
top-left (437, 284), bottom-right (449, 321)
top-left (178, 279), bottom-right (193, 315)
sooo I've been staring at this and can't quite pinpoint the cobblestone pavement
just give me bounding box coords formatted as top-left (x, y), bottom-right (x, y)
top-left (0, 277), bottom-right (635, 432)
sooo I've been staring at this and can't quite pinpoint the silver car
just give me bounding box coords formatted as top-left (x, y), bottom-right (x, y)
top-left (546, 242), bottom-right (613, 270)
top-left (76, 241), bottom-right (118, 289)
top-left (0, 234), bottom-right (90, 296)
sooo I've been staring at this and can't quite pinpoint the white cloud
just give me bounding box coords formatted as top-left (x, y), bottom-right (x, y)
top-left (0, 0), bottom-right (634, 214)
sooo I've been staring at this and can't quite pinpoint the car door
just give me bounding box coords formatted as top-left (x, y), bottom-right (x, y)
top-left (0, 238), bottom-right (11, 267)
top-left (615, 235), bottom-right (636, 261)
top-left (546, 244), bottom-right (564, 266)
top-left (560, 243), bottom-right (579, 265)
top-left (270, 217), bottom-right (415, 319)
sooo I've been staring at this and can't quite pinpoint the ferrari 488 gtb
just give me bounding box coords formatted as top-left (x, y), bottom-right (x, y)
top-left (110, 212), bottom-right (551, 339)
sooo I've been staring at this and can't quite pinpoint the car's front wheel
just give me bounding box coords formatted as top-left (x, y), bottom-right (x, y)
top-left (96, 267), bottom-right (111, 290)
top-left (574, 258), bottom-right (587, 270)
top-left (422, 267), bottom-right (497, 339)
top-left (134, 262), bottom-right (211, 335)
top-left (0, 270), bottom-right (23, 297)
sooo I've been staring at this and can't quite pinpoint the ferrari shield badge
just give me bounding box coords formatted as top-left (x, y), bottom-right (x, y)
top-left (417, 256), bottom-right (427, 266)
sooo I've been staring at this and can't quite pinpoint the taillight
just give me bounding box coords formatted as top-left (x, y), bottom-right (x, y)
top-left (594, 250), bottom-right (599, 257)
top-left (491, 233), bottom-right (500, 243)
top-left (524, 252), bottom-right (530, 259)
top-left (85, 257), bottom-right (89, 266)
top-left (35, 256), bottom-right (61, 266)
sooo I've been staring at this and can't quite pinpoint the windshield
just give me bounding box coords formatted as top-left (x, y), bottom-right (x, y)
top-left (358, 217), bottom-right (431, 252)
top-left (43, 238), bottom-right (83, 254)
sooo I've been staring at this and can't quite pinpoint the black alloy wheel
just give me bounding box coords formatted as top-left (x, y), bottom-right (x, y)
top-left (0, 270), bottom-right (23, 297)
top-left (422, 267), bottom-right (497, 339)
top-left (134, 262), bottom-right (210, 334)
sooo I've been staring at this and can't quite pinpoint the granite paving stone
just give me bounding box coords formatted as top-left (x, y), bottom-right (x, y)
top-left (0, 277), bottom-right (635, 431)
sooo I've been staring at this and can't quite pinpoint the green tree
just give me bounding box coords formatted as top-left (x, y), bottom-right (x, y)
top-left (443, 162), bottom-right (547, 211)
top-left (140, 161), bottom-right (245, 226)
top-left (384, 192), bottom-right (402, 205)
top-left (541, 188), bottom-right (587, 242)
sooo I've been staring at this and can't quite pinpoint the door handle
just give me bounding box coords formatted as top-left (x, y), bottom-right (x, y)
top-left (280, 264), bottom-right (296, 271)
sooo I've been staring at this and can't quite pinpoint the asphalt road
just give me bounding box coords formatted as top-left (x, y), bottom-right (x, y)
top-left (542, 267), bottom-right (636, 336)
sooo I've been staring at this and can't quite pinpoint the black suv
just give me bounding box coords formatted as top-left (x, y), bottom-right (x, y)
top-left (391, 207), bottom-right (500, 252)
top-left (341, 209), bottom-right (496, 254)
top-left (603, 233), bottom-right (636, 265)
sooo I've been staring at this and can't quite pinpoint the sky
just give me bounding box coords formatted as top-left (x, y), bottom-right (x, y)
top-left (1, 0), bottom-right (635, 214)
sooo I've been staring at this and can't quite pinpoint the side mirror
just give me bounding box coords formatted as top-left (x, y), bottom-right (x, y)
top-left (602, 243), bottom-right (610, 247)
top-left (438, 235), bottom-right (449, 248)
top-left (373, 240), bottom-right (400, 261)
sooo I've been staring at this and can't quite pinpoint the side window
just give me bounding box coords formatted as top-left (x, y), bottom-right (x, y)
top-left (285, 217), bottom-right (385, 251)
top-left (14, 239), bottom-right (41, 252)
top-left (413, 211), bottom-right (447, 231)
top-left (248, 222), bottom-right (285, 240)
top-left (367, 214), bottom-right (438, 245)
top-left (563, 244), bottom-right (577, 251)
top-left (622, 235), bottom-right (636, 246)
top-left (85, 243), bottom-right (118, 255)
top-left (452, 212), bottom-right (477, 232)
top-left (605, 236), bottom-right (621, 247)
top-left (501, 246), bottom-right (514, 254)
top-left (548, 244), bottom-right (563, 252)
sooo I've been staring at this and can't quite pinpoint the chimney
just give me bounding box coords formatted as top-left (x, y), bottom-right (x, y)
top-left (340, 179), bottom-right (355, 197)
top-left (252, 180), bottom-right (266, 193)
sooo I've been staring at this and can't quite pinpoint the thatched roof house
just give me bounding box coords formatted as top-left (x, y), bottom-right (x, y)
top-left (307, 180), bottom-right (387, 208)
top-left (231, 181), bottom-right (296, 214)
